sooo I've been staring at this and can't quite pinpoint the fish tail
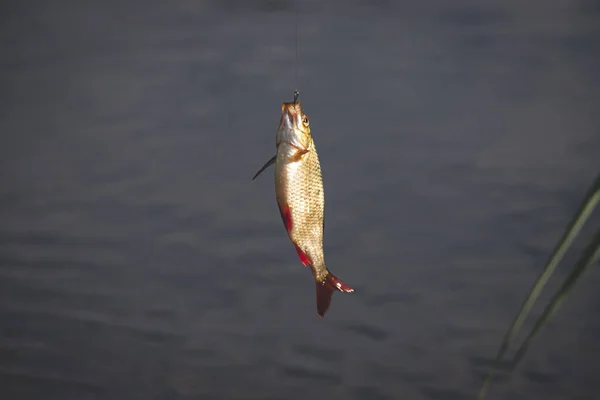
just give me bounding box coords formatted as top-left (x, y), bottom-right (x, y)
top-left (315, 272), bottom-right (354, 317)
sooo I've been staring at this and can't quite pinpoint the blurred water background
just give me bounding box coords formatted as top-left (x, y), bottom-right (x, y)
top-left (1, 1), bottom-right (599, 399)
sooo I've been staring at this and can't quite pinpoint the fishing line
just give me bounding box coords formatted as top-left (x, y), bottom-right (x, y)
top-left (294, 3), bottom-right (300, 103)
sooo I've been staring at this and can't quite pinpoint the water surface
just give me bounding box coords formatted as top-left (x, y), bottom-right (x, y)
top-left (1, 1), bottom-right (599, 399)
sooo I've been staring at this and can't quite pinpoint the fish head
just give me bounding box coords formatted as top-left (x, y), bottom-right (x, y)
top-left (276, 102), bottom-right (311, 150)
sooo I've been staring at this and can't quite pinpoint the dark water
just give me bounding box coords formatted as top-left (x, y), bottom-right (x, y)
top-left (1, 1), bottom-right (599, 399)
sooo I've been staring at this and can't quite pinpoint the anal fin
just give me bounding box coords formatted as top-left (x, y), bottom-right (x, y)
top-left (294, 244), bottom-right (312, 266)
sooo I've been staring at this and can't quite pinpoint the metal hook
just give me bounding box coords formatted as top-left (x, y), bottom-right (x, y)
top-left (293, 90), bottom-right (299, 103)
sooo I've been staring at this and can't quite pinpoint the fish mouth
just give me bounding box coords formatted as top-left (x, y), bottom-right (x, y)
top-left (276, 102), bottom-right (308, 149)
top-left (281, 102), bottom-right (302, 129)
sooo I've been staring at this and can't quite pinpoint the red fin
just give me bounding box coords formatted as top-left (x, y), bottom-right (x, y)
top-left (316, 273), bottom-right (354, 317)
top-left (278, 204), bottom-right (293, 233)
top-left (294, 244), bottom-right (312, 266)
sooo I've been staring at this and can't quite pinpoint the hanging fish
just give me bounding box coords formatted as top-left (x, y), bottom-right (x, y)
top-left (253, 97), bottom-right (354, 317)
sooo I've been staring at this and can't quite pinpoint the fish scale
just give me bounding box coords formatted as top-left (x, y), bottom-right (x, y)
top-left (277, 139), bottom-right (325, 271)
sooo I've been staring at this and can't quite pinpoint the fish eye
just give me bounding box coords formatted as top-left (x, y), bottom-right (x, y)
top-left (302, 116), bottom-right (309, 126)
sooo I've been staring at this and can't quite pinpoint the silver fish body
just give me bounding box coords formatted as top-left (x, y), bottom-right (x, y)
top-left (253, 101), bottom-right (353, 317)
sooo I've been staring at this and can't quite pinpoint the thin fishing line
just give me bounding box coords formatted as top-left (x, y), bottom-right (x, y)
top-left (295, 6), bottom-right (299, 89)
top-left (294, 4), bottom-right (299, 102)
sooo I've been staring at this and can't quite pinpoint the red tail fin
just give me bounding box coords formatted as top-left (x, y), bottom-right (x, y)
top-left (316, 273), bottom-right (354, 317)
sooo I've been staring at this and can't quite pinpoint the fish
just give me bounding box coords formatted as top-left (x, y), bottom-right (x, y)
top-left (253, 100), bottom-right (354, 317)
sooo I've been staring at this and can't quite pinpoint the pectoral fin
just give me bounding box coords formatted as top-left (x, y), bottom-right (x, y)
top-left (290, 147), bottom-right (309, 162)
top-left (252, 155), bottom-right (276, 180)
